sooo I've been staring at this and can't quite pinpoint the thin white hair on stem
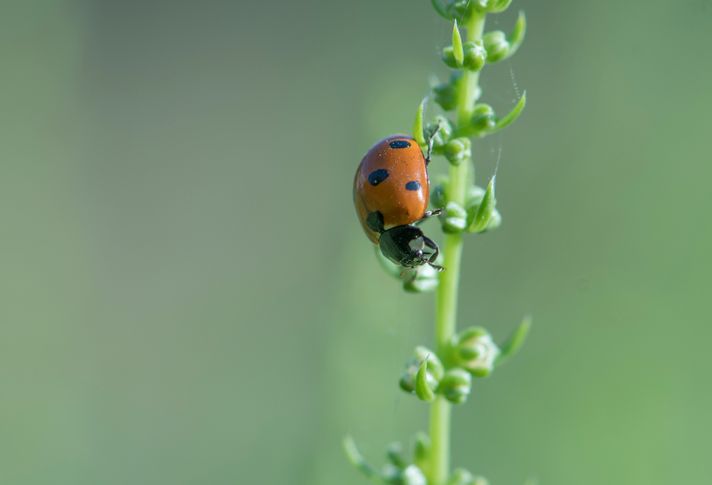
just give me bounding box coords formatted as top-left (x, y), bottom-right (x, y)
top-left (493, 142), bottom-right (503, 178)
top-left (508, 61), bottom-right (522, 100)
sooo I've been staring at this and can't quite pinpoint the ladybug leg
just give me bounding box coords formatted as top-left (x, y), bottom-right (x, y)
top-left (422, 235), bottom-right (444, 271)
top-left (425, 122), bottom-right (442, 166)
top-left (414, 208), bottom-right (443, 226)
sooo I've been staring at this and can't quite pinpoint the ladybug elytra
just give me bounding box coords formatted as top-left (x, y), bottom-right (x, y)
top-left (353, 134), bottom-right (443, 270)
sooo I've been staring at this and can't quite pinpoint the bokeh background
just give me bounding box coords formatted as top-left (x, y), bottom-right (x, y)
top-left (2, 0), bottom-right (711, 484)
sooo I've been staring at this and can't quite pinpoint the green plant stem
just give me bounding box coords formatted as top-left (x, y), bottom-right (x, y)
top-left (428, 11), bottom-right (486, 485)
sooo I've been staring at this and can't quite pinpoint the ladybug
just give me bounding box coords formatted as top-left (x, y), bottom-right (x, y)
top-left (353, 134), bottom-right (443, 270)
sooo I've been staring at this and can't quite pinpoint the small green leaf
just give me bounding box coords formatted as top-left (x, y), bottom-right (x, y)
top-left (415, 360), bottom-right (436, 402)
top-left (490, 92), bottom-right (526, 134)
top-left (413, 98), bottom-right (426, 146)
top-left (452, 20), bottom-right (464, 67)
top-left (496, 316), bottom-right (532, 367)
top-left (469, 177), bottom-right (496, 232)
top-left (507, 11), bottom-right (527, 57)
top-left (343, 436), bottom-right (377, 479)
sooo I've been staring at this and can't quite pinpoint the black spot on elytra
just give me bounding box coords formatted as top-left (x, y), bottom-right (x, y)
top-left (368, 168), bottom-right (389, 186)
top-left (389, 140), bottom-right (411, 149)
top-left (405, 181), bottom-right (421, 191)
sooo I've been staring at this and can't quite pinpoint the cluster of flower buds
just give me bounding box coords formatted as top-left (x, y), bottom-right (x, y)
top-left (427, 12), bottom-right (526, 139)
top-left (430, 85), bottom-right (526, 139)
top-left (399, 346), bottom-right (473, 404)
top-left (452, 327), bottom-right (500, 376)
top-left (399, 346), bottom-right (444, 397)
top-left (345, 433), bottom-right (492, 485)
top-left (442, 20), bottom-right (487, 72)
top-left (432, 0), bottom-right (515, 20)
top-left (430, 176), bottom-right (501, 235)
top-left (439, 12), bottom-right (525, 69)
top-left (344, 435), bottom-right (429, 485)
top-left (398, 318), bottom-right (530, 405)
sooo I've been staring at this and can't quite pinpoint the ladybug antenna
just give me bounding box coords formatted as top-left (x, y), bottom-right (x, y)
top-left (425, 122), bottom-right (441, 165)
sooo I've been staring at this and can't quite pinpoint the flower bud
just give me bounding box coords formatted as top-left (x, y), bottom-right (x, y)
top-left (441, 201), bottom-right (467, 234)
top-left (426, 115), bottom-right (453, 149)
top-left (441, 46), bottom-right (458, 68)
top-left (403, 265), bottom-right (439, 293)
top-left (433, 82), bottom-right (457, 111)
top-left (381, 464), bottom-right (401, 482)
top-left (402, 465), bottom-right (427, 485)
top-left (485, 209), bottom-right (502, 231)
top-left (473, 0), bottom-right (489, 10)
top-left (399, 346), bottom-right (443, 394)
top-left (483, 30), bottom-right (510, 63)
top-left (474, 0), bottom-right (512, 13)
top-left (444, 137), bottom-right (471, 166)
top-left (454, 327), bottom-right (500, 377)
top-left (466, 185), bottom-right (486, 208)
top-left (387, 442), bottom-right (407, 469)
top-left (462, 41), bottom-right (487, 71)
top-left (446, 0), bottom-right (471, 20)
top-left (447, 468), bottom-right (475, 485)
top-left (483, 12), bottom-right (526, 63)
top-left (437, 368), bottom-right (472, 404)
top-left (471, 104), bottom-right (496, 133)
top-left (412, 432), bottom-right (430, 469)
top-left (430, 177), bottom-right (449, 208)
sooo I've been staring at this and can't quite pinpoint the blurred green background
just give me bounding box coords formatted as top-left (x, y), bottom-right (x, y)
top-left (2, 0), bottom-right (711, 484)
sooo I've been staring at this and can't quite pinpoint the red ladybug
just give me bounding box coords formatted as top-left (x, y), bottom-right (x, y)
top-left (353, 134), bottom-right (442, 270)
